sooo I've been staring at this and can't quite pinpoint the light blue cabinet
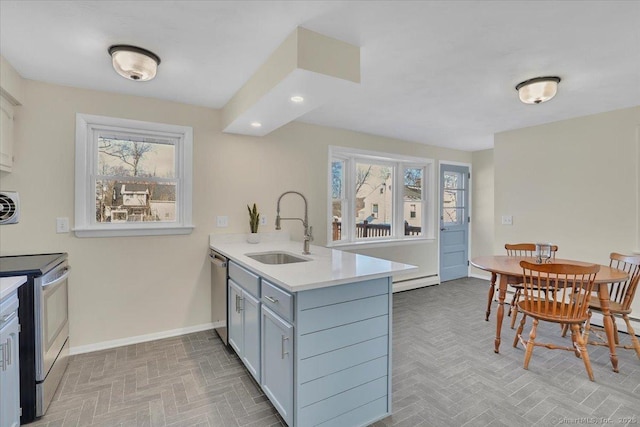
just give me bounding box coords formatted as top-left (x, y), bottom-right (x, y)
top-left (261, 306), bottom-right (293, 426)
top-left (227, 259), bottom-right (393, 427)
top-left (295, 277), bottom-right (392, 427)
top-left (242, 292), bottom-right (260, 380)
top-left (1, 291), bottom-right (21, 427)
top-left (228, 280), bottom-right (243, 355)
top-left (227, 276), bottom-right (261, 383)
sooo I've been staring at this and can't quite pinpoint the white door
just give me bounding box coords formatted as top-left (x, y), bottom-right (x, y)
top-left (439, 164), bottom-right (470, 282)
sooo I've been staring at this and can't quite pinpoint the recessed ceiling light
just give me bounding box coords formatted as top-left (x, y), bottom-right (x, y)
top-left (250, 122), bottom-right (262, 128)
top-left (290, 96), bottom-right (304, 103)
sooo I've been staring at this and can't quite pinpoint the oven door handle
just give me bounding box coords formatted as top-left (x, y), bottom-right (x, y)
top-left (42, 267), bottom-right (71, 288)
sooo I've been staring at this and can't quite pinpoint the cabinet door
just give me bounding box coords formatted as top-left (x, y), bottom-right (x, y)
top-left (1, 315), bottom-right (21, 427)
top-left (0, 96), bottom-right (14, 172)
top-left (228, 280), bottom-right (243, 356)
top-left (261, 306), bottom-right (293, 426)
top-left (242, 292), bottom-right (260, 382)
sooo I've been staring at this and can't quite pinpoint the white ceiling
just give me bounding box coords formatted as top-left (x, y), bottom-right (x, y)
top-left (1, 1), bottom-right (638, 151)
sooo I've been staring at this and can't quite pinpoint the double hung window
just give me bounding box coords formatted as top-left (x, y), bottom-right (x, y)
top-left (75, 114), bottom-right (193, 237)
top-left (329, 146), bottom-right (433, 245)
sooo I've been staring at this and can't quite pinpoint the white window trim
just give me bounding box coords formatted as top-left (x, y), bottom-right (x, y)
top-left (74, 113), bottom-right (193, 237)
top-left (328, 145), bottom-right (435, 247)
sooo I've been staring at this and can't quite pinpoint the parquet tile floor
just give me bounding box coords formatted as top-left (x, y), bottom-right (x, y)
top-left (30, 277), bottom-right (640, 427)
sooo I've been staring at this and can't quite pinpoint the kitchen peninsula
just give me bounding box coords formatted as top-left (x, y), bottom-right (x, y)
top-left (209, 233), bottom-right (416, 427)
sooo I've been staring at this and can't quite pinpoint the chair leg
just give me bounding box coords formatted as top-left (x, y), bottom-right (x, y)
top-left (485, 272), bottom-right (496, 321)
top-left (570, 324), bottom-right (581, 358)
top-left (583, 310), bottom-right (593, 344)
top-left (622, 314), bottom-right (640, 359)
top-left (561, 323), bottom-right (569, 337)
top-left (572, 323), bottom-right (594, 381)
top-left (510, 289), bottom-right (521, 329)
top-left (523, 318), bottom-right (538, 370)
top-left (613, 318), bottom-right (620, 345)
top-left (514, 313), bottom-right (527, 348)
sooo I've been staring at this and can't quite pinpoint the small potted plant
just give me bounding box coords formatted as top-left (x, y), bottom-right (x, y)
top-left (247, 203), bottom-right (260, 243)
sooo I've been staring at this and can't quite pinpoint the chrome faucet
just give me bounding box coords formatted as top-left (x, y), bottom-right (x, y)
top-left (275, 191), bottom-right (313, 255)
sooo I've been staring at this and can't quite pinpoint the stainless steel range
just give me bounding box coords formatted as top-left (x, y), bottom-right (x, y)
top-left (0, 253), bottom-right (70, 424)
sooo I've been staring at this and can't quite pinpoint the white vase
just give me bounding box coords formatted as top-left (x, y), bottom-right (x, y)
top-left (247, 233), bottom-right (260, 244)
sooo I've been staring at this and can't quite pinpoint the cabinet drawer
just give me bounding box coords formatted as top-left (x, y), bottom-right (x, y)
top-left (262, 280), bottom-right (293, 322)
top-left (229, 261), bottom-right (260, 298)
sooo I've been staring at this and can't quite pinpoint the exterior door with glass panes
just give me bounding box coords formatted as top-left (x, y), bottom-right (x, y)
top-left (439, 164), bottom-right (469, 282)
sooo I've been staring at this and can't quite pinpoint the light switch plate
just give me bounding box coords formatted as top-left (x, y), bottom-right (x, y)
top-left (216, 216), bottom-right (228, 227)
top-left (56, 217), bottom-right (70, 233)
top-left (501, 215), bottom-right (513, 225)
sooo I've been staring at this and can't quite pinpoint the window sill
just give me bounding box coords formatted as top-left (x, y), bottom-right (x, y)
top-left (327, 237), bottom-right (434, 251)
top-left (74, 225), bottom-right (194, 238)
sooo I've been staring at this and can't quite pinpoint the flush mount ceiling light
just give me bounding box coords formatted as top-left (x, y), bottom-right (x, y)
top-left (290, 96), bottom-right (304, 103)
top-left (250, 122), bottom-right (262, 128)
top-left (515, 76), bottom-right (561, 104)
top-left (108, 45), bottom-right (161, 81)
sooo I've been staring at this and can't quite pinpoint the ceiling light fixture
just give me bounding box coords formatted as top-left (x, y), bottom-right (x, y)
top-left (515, 76), bottom-right (561, 104)
top-left (290, 96), bottom-right (304, 103)
top-left (250, 122), bottom-right (262, 128)
top-left (108, 45), bottom-right (161, 82)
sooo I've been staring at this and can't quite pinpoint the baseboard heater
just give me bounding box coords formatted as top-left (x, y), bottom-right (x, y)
top-left (392, 274), bottom-right (439, 293)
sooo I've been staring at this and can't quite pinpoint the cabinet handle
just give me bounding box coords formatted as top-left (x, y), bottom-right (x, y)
top-left (264, 295), bottom-right (278, 304)
top-left (235, 294), bottom-right (243, 312)
top-left (6, 338), bottom-right (10, 366)
top-left (0, 342), bottom-right (5, 371)
top-left (281, 335), bottom-right (289, 359)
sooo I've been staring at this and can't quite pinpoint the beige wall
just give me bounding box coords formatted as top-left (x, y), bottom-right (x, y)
top-left (0, 79), bottom-right (470, 350)
top-left (493, 107), bottom-right (639, 261)
top-left (470, 148), bottom-right (494, 279)
top-left (491, 106), bottom-right (640, 318)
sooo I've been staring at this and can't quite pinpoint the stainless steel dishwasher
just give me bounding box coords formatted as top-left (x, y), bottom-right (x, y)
top-left (209, 249), bottom-right (228, 345)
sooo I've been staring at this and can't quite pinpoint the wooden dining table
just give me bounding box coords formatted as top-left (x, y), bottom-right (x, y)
top-left (470, 256), bottom-right (629, 373)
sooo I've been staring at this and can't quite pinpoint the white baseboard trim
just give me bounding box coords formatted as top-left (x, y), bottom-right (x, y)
top-left (470, 272), bottom-right (492, 281)
top-left (393, 276), bottom-right (439, 293)
top-left (69, 321), bottom-right (225, 355)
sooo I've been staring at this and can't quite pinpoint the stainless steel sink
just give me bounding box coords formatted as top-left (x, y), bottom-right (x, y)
top-left (245, 251), bottom-right (310, 265)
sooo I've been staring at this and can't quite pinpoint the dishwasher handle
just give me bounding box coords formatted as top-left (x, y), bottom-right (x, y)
top-left (209, 251), bottom-right (227, 268)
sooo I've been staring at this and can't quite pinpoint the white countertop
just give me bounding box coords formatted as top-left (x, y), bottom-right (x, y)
top-left (1, 275), bottom-right (27, 300)
top-left (209, 233), bottom-right (417, 292)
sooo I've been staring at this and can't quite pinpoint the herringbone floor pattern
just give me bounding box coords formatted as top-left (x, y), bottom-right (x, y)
top-left (31, 278), bottom-right (640, 427)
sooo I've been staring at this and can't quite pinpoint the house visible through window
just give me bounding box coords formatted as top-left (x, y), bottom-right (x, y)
top-left (75, 114), bottom-right (193, 237)
top-left (329, 146), bottom-right (433, 244)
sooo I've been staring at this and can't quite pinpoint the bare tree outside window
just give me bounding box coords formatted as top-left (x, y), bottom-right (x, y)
top-left (96, 136), bottom-right (177, 223)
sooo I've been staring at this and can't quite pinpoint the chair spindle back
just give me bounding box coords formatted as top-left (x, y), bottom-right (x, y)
top-left (608, 253), bottom-right (640, 311)
top-left (520, 261), bottom-right (599, 322)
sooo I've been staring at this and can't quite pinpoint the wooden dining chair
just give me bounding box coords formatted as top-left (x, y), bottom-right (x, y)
top-left (582, 253), bottom-right (640, 359)
top-left (484, 243), bottom-right (558, 327)
top-left (514, 261), bottom-right (600, 381)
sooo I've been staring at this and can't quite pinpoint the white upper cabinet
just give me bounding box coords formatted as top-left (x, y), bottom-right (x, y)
top-left (0, 95), bottom-right (15, 172)
top-left (0, 56), bottom-right (25, 173)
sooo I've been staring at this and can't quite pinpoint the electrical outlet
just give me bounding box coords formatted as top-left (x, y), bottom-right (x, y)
top-left (216, 216), bottom-right (228, 227)
top-left (56, 217), bottom-right (70, 233)
top-left (260, 215), bottom-right (267, 226)
top-left (501, 215), bottom-right (513, 225)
